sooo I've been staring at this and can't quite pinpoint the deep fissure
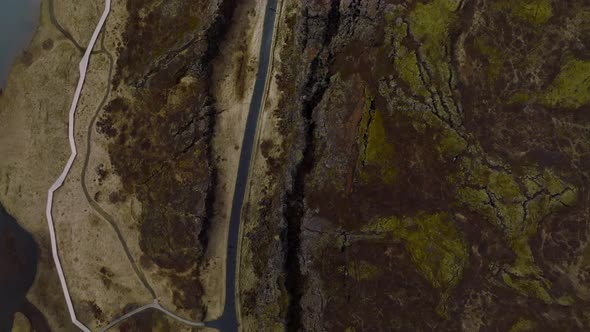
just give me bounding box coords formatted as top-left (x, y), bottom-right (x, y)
top-left (284, 1), bottom-right (341, 330)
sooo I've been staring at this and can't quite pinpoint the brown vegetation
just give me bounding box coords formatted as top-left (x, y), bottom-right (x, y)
top-left (242, 0), bottom-right (590, 330)
top-left (97, 0), bottom-right (237, 314)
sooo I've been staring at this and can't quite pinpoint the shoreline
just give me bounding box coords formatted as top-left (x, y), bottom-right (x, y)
top-left (0, 0), bottom-right (41, 88)
top-left (0, 0), bottom-right (101, 329)
top-left (44, 0), bottom-right (111, 329)
top-left (0, 202), bottom-right (39, 332)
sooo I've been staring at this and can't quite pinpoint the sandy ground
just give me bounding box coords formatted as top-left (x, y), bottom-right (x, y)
top-left (0, 0), bottom-right (89, 330)
top-left (50, 0), bottom-right (161, 328)
top-left (0, 0), bottom-right (155, 330)
top-left (53, 0), bottom-right (103, 47)
top-left (237, 0), bottom-right (288, 330)
top-left (206, 0), bottom-right (269, 321)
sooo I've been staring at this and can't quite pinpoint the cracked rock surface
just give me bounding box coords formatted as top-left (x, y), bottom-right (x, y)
top-left (241, 0), bottom-right (590, 330)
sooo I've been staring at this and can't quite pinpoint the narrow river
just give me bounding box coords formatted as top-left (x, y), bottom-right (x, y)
top-left (0, 0), bottom-right (40, 88)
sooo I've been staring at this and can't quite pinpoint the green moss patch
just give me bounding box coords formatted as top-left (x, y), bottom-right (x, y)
top-left (357, 91), bottom-right (397, 184)
top-left (502, 273), bottom-right (552, 303)
top-left (365, 212), bottom-right (468, 291)
top-left (509, 58), bottom-right (590, 110)
top-left (409, 0), bottom-right (460, 83)
top-left (489, 171), bottom-right (522, 203)
top-left (395, 47), bottom-right (428, 96)
top-left (511, 0), bottom-right (553, 25)
top-left (437, 129), bottom-right (467, 157)
top-left (338, 260), bottom-right (382, 281)
top-left (509, 318), bottom-right (537, 332)
top-left (474, 37), bottom-right (504, 83)
top-left (365, 110), bottom-right (395, 180)
top-left (542, 57), bottom-right (590, 109)
top-left (493, 0), bottom-right (552, 25)
top-left (452, 155), bottom-right (578, 302)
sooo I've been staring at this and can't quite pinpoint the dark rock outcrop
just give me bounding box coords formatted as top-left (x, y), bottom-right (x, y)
top-left (243, 0), bottom-right (590, 330)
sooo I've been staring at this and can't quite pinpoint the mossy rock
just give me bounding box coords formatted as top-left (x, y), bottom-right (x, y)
top-left (502, 272), bottom-right (552, 303)
top-left (409, 0), bottom-right (460, 83)
top-left (509, 318), bottom-right (537, 332)
top-left (358, 90), bottom-right (397, 184)
top-left (437, 127), bottom-right (467, 158)
top-left (474, 36), bottom-right (504, 83)
top-left (365, 212), bottom-right (468, 291)
top-left (542, 57), bottom-right (590, 109)
top-left (488, 171), bottom-right (522, 203)
top-left (496, 0), bottom-right (553, 26)
top-left (338, 260), bottom-right (382, 281)
top-left (395, 46), bottom-right (429, 97)
top-left (452, 157), bottom-right (579, 303)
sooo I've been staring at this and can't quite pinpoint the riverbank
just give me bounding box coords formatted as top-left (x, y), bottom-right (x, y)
top-left (0, 0), bottom-right (40, 88)
top-left (0, 0), bottom-right (104, 330)
top-left (0, 203), bottom-right (39, 332)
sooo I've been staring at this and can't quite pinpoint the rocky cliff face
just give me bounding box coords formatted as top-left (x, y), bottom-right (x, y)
top-left (97, 0), bottom-right (236, 315)
top-left (242, 0), bottom-right (590, 330)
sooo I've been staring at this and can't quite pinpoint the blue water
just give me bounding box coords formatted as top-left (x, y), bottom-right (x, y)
top-left (0, 0), bottom-right (40, 88)
top-left (0, 202), bottom-right (38, 331)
